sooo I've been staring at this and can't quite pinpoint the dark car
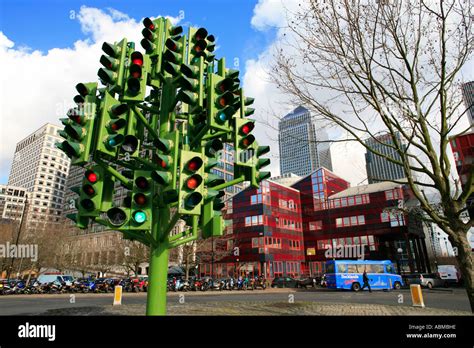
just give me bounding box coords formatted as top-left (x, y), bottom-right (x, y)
top-left (271, 277), bottom-right (298, 288)
top-left (296, 277), bottom-right (317, 288)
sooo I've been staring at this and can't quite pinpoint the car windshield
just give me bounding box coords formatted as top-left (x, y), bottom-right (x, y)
top-left (62, 276), bottom-right (73, 281)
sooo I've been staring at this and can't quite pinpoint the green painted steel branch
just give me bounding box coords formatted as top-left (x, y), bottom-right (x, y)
top-left (190, 125), bottom-right (209, 148)
top-left (135, 104), bottom-right (159, 114)
top-left (212, 175), bottom-right (245, 191)
top-left (132, 105), bottom-right (160, 141)
top-left (143, 231), bottom-right (158, 249)
top-left (168, 215), bottom-right (198, 248)
top-left (168, 230), bottom-right (191, 243)
top-left (201, 130), bottom-right (227, 140)
top-left (94, 158), bottom-right (132, 189)
top-left (161, 212), bottom-right (181, 242)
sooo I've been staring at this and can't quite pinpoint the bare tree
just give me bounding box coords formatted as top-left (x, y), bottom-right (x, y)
top-left (270, 0), bottom-right (473, 310)
top-left (119, 239), bottom-right (149, 276)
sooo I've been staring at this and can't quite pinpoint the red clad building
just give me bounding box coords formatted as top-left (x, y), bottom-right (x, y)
top-left (292, 168), bottom-right (431, 276)
top-left (207, 167), bottom-right (431, 280)
top-left (450, 131), bottom-right (474, 219)
top-left (221, 180), bottom-right (305, 279)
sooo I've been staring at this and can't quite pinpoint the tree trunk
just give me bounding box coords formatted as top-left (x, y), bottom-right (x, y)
top-left (454, 232), bottom-right (474, 312)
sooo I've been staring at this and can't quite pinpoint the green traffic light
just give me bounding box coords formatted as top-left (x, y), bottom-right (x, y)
top-left (132, 210), bottom-right (147, 224)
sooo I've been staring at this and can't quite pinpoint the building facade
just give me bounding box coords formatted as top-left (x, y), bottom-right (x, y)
top-left (210, 180), bottom-right (305, 279)
top-left (365, 132), bottom-right (406, 184)
top-left (293, 171), bottom-right (431, 276)
top-left (461, 81), bottom-right (474, 125)
top-left (8, 123), bottom-right (70, 228)
top-left (450, 131), bottom-right (474, 219)
top-left (278, 106), bottom-right (332, 177)
top-left (0, 185), bottom-right (28, 223)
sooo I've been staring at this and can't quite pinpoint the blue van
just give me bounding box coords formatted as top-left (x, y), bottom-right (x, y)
top-left (325, 260), bottom-right (403, 291)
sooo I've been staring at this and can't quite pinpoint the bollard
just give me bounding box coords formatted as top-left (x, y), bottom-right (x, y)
top-left (410, 284), bottom-right (425, 308)
top-left (113, 285), bottom-right (123, 306)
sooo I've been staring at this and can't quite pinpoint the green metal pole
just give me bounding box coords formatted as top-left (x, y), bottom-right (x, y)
top-left (146, 205), bottom-right (170, 315)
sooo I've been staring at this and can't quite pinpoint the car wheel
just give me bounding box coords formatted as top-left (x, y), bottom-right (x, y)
top-left (351, 282), bottom-right (361, 292)
top-left (427, 282), bottom-right (433, 289)
top-left (393, 281), bottom-right (401, 290)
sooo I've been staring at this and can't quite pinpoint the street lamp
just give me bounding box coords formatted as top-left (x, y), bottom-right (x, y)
top-left (397, 247), bottom-right (403, 275)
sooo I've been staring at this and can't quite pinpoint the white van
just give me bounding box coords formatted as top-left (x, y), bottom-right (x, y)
top-left (37, 274), bottom-right (74, 286)
top-left (437, 265), bottom-right (459, 285)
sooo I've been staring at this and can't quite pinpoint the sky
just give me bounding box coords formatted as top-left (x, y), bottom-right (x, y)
top-left (0, 0), bottom-right (472, 188)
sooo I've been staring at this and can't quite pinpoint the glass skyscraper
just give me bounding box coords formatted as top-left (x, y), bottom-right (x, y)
top-left (278, 106), bottom-right (333, 177)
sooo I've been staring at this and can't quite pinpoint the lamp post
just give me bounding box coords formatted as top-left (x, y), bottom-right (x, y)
top-left (397, 247), bottom-right (403, 275)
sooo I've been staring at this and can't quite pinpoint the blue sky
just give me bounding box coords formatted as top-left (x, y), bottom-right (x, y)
top-left (0, 0), bottom-right (275, 77)
top-left (0, 0), bottom-right (279, 184)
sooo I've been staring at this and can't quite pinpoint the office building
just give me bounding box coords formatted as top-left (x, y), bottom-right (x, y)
top-left (206, 180), bottom-right (305, 278)
top-left (293, 171), bottom-right (431, 275)
top-left (7, 123), bottom-right (70, 228)
top-left (462, 81), bottom-right (474, 125)
top-left (0, 184), bottom-right (28, 223)
top-left (278, 106), bottom-right (332, 177)
top-left (365, 132), bottom-right (406, 184)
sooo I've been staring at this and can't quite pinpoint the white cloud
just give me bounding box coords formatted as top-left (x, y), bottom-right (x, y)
top-left (0, 7), bottom-right (180, 182)
top-left (250, 0), bottom-right (286, 31)
top-left (245, 0), bottom-right (366, 185)
top-left (244, 0), bottom-right (474, 187)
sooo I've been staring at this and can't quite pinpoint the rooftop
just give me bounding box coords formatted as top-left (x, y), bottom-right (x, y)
top-left (329, 180), bottom-right (406, 199)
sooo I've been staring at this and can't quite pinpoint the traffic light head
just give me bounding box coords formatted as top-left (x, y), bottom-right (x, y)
top-left (178, 151), bottom-right (205, 215)
top-left (95, 91), bottom-right (129, 158)
top-left (56, 82), bottom-right (97, 165)
top-left (107, 207), bottom-right (128, 227)
top-left (129, 171), bottom-right (153, 230)
top-left (97, 40), bottom-right (127, 90)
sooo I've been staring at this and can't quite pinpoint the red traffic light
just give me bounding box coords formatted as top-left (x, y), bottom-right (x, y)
top-left (134, 193), bottom-right (147, 206)
top-left (85, 170), bottom-right (98, 183)
top-left (131, 51), bottom-right (144, 67)
top-left (186, 157), bottom-right (203, 172)
top-left (186, 174), bottom-right (202, 190)
top-left (135, 176), bottom-right (149, 190)
top-left (241, 122), bottom-right (255, 135)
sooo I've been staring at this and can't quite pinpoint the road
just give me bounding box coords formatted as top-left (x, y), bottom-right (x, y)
top-left (0, 287), bottom-right (470, 315)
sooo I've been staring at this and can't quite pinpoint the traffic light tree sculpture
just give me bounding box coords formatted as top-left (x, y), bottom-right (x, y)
top-left (56, 17), bottom-right (270, 315)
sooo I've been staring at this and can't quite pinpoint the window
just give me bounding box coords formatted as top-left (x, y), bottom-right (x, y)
top-left (337, 264), bottom-right (346, 273)
top-left (389, 212), bottom-right (405, 227)
top-left (309, 221), bottom-right (322, 231)
top-left (380, 212), bottom-right (390, 222)
top-left (347, 264), bottom-right (359, 273)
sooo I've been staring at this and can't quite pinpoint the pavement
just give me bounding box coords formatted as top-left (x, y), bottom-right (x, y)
top-left (0, 287), bottom-right (471, 316)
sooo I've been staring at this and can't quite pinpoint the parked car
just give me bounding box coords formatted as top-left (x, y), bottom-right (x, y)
top-left (296, 277), bottom-right (317, 288)
top-left (271, 277), bottom-right (298, 288)
top-left (403, 273), bottom-right (446, 289)
top-left (437, 265), bottom-right (460, 286)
